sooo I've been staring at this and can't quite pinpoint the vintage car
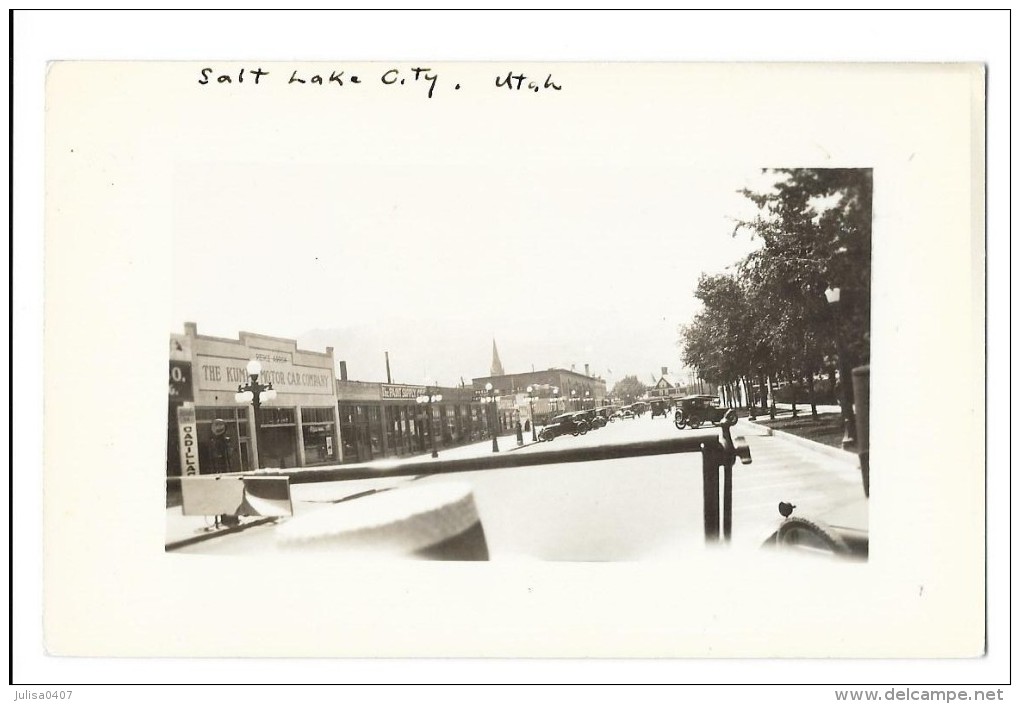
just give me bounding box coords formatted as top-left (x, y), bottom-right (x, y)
top-left (762, 498), bottom-right (868, 560)
top-left (650, 399), bottom-right (671, 418)
top-left (580, 409), bottom-right (608, 429)
top-left (599, 406), bottom-right (620, 422)
top-left (538, 412), bottom-right (590, 441)
top-left (614, 405), bottom-right (636, 420)
top-left (674, 395), bottom-right (729, 429)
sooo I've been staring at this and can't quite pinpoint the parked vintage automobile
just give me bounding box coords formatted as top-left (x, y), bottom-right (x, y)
top-left (538, 412), bottom-right (590, 441)
top-left (650, 399), bottom-right (671, 418)
top-left (613, 406), bottom-right (636, 420)
top-left (579, 409), bottom-right (608, 429)
top-left (674, 395), bottom-right (729, 429)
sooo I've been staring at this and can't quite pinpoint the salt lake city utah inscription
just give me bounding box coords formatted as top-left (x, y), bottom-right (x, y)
top-left (197, 66), bottom-right (562, 98)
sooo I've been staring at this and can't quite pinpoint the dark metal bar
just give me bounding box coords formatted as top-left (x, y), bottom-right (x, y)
top-left (168, 428), bottom-right (754, 545)
top-left (701, 442), bottom-right (720, 542)
top-left (852, 365), bottom-right (870, 498)
top-left (722, 462), bottom-right (733, 541)
top-left (169, 433), bottom-right (723, 488)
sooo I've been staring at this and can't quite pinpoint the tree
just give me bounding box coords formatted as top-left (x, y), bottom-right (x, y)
top-left (736, 168), bottom-right (872, 368)
top-left (679, 272), bottom-right (756, 408)
top-left (679, 168), bottom-right (872, 413)
top-left (611, 375), bottom-right (649, 403)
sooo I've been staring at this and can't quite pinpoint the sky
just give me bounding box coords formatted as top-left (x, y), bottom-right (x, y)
top-left (174, 161), bottom-right (766, 388)
top-left (168, 63), bottom-right (781, 389)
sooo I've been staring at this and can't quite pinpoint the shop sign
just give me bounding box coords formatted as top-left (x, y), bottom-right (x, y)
top-left (195, 354), bottom-right (335, 396)
top-left (169, 361), bottom-right (194, 401)
top-left (177, 405), bottom-right (201, 476)
top-left (381, 384), bottom-right (426, 400)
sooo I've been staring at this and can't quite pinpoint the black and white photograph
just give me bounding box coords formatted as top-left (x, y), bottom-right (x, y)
top-left (17, 9), bottom-right (1006, 695)
top-left (162, 158), bottom-right (874, 562)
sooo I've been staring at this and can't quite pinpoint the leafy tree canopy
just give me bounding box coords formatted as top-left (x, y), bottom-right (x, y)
top-left (679, 168), bottom-right (872, 385)
top-left (610, 375), bottom-right (649, 403)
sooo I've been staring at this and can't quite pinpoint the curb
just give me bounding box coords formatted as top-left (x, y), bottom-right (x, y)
top-left (507, 439), bottom-right (539, 452)
top-left (741, 419), bottom-right (859, 467)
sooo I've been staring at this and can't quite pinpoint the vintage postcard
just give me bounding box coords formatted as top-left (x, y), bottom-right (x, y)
top-left (42, 59), bottom-right (985, 660)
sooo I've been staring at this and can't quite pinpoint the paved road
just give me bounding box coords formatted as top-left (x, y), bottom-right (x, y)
top-left (169, 415), bottom-right (865, 559)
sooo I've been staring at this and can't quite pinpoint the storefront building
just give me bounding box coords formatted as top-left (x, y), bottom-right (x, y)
top-left (335, 378), bottom-right (508, 463)
top-left (167, 323), bottom-right (340, 476)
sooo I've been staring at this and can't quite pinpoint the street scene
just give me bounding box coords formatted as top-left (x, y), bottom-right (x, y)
top-left (167, 409), bottom-right (865, 560)
top-left (167, 165), bottom-right (872, 561)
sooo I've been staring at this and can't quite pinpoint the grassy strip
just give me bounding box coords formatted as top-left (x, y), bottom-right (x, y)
top-left (740, 409), bottom-right (849, 451)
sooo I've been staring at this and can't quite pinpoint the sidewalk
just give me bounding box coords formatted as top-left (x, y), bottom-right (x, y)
top-left (739, 415), bottom-right (859, 467)
top-left (729, 420), bottom-right (867, 550)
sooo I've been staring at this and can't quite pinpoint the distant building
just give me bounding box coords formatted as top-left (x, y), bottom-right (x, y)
top-left (649, 366), bottom-right (686, 399)
top-left (473, 363), bottom-right (609, 428)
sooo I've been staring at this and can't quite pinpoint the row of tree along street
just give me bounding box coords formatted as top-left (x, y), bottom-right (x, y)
top-left (679, 168), bottom-right (872, 420)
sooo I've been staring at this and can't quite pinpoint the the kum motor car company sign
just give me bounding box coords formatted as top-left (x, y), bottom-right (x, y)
top-left (195, 354), bottom-right (334, 396)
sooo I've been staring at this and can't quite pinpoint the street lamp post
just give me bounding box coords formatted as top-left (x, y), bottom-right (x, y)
top-left (416, 386), bottom-right (443, 458)
top-left (571, 389), bottom-right (577, 410)
top-left (485, 382), bottom-right (500, 453)
top-left (526, 385), bottom-right (538, 441)
top-left (234, 359), bottom-right (277, 469)
top-left (825, 286), bottom-right (858, 451)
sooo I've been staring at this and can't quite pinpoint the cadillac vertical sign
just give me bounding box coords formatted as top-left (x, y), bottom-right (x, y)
top-left (177, 405), bottom-right (201, 476)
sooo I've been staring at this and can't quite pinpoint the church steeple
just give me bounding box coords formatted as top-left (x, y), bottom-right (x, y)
top-left (490, 339), bottom-right (505, 377)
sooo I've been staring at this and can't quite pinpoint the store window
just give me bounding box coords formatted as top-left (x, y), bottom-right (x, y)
top-left (458, 405), bottom-right (471, 443)
top-left (195, 407), bottom-right (250, 474)
top-left (338, 403), bottom-right (377, 463)
top-left (257, 406), bottom-right (298, 469)
top-left (471, 405), bottom-right (482, 439)
top-left (301, 406), bottom-right (337, 466)
top-left (443, 406), bottom-right (456, 445)
top-left (384, 406), bottom-right (400, 456)
top-left (368, 406), bottom-right (383, 455)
